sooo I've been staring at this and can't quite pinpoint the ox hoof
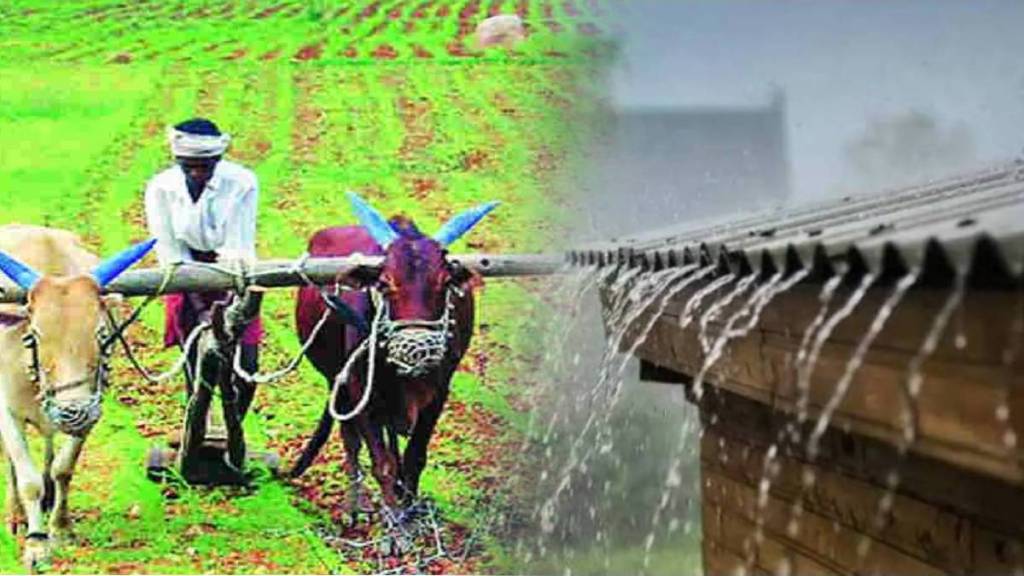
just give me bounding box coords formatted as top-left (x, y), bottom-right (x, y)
top-left (7, 515), bottom-right (25, 536)
top-left (22, 535), bottom-right (51, 573)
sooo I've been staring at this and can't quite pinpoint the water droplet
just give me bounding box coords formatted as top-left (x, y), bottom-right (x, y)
top-left (774, 557), bottom-right (792, 576)
top-left (857, 536), bottom-right (872, 558)
top-left (955, 333), bottom-right (967, 350)
top-left (786, 518), bottom-right (800, 538)
top-left (996, 404), bottom-right (1010, 422)
top-left (1004, 430), bottom-right (1018, 449)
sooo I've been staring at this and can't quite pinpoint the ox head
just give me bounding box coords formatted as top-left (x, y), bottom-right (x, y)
top-left (0, 238), bottom-right (155, 436)
top-left (346, 192), bottom-right (497, 376)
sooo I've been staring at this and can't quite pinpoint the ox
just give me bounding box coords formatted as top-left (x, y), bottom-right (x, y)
top-left (0, 225), bottom-right (154, 569)
top-left (290, 193), bottom-right (496, 516)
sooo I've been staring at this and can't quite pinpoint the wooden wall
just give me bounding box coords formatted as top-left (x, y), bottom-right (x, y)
top-left (606, 278), bottom-right (1024, 575)
top-left (698, 389), bottom-right (1024, 575)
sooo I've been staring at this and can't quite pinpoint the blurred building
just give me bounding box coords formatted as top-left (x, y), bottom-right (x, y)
top-left (580, 93), bottom-right (790, 239)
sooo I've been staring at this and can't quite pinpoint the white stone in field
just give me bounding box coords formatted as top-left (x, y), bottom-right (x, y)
top-left (476, 14), bottom-right (526, 48)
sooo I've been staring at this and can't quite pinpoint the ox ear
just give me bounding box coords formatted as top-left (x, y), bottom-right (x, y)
top-left (0, 250), bottom-right (41, 291)
top-left (433, 201), bottom-right (500, 247)
top-left (91, 238), bottom-right (157, 288)
top-left (346, 191), bottom-right (399, 248)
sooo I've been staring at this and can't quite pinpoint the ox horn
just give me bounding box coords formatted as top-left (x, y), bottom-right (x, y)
top-left (91, 238), bottom-right (157, 287)
top-left (0, 251), bottom-right (42, 291)
top-left (346, 191), bottom-right (399, 248)
top-left (433, 201), bottom-right (500, 247)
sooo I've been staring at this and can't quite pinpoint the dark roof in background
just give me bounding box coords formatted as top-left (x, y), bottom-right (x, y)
top-left (570, 161), bottom-right (1024, 285)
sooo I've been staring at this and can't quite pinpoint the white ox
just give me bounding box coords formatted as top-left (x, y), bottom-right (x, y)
top-left (0, 225), bottom-right (153, 569)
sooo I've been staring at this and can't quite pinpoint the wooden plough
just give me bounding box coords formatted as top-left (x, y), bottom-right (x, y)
top-left (0, 253), bottom-right (563, 486)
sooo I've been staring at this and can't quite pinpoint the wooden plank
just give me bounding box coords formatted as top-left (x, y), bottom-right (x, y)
top-left (702, 427), bottom-right (973, 573)
top-left (702, 388), bottom-right (1024, 537)
top-left (715, 505), bottom-right (846, 576)
top-left (703, 468), bottom-right (947, 576)
top-left (631, 304), bottom-right (1024, 484)
top-left (972, 526), bottom-right (1024, 576)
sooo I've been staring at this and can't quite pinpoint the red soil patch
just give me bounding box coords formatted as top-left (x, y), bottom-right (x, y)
top-left (545, 49), bottom-right (567, 58)
top-left (457, 0), bottom-right (482, 37)
top-left (461, 149), bottom-right (491, 171)
top-left (562, 0), bottom-right (580, 17)
top-left (109, 52), bottom-right (133, 64)
top-left (358, 1), bottom-right (381, 20)
top-left (371, 44), bottom-right (398, 59)
top-left (409, 177), bottom-right (439, 201)
top-left (542, 2), bottom-right (553, 18)
top-left (446, 41), bottom-right (474, 57)
top-left (397, 96), bottom-right (435, 158)
top-left (577, 22), bottom-right (600, 35)
top-left (436, 4), bottom-right (451, 17)
top-left (294, 42), bottom-right (324, 61)
top-left (545, 20), bottom-right (564, 33)
top-left (412, 2), bottom-right (432, 18)
top-left (387, 7), bottom-right (401, 19)
top-left (413, 45), bottom-right (433, 58)
top-left (488, 1), bottom-right (504, 17)
top-left (290, 73), bottom-right (325, 164)
top-left (341, 46), bottom-right (358, 58)
top-left (404, 20), bottom-right (416, 32)
top-left (517, 0), bottom-right (529, 17)
top-left (223, 47), bottom-right (248, 61)
top-left (259, 48), bottom-right (281, 61)
top-left (254, 3), bottom-right (288, 19)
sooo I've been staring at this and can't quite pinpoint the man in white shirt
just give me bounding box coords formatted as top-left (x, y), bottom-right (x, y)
top-left (144, 118), bottom-right (263, 420)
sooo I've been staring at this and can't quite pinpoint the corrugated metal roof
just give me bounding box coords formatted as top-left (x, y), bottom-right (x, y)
top-left (567, 162), bottom-right (1024, 284)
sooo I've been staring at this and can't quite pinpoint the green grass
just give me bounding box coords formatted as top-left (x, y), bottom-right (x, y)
top-left (0, 1), bottom-right (607, 573)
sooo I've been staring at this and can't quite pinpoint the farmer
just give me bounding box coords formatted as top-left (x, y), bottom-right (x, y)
top-left (144, 118), bottom-right (263, 420)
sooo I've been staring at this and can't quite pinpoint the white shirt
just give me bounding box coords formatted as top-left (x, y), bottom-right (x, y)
top-left (144, 159), bottom-right (258, 266)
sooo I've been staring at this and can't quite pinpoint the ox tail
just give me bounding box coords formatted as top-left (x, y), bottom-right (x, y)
top-left (288, 404), bottom-right (334, 478)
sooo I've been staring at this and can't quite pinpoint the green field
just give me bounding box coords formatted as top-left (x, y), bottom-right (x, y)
top-left (0, 1), bottom-right (606, 572)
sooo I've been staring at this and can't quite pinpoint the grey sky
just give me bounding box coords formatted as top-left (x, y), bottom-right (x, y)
top-left (603, 0), bottom-right (1024, 201)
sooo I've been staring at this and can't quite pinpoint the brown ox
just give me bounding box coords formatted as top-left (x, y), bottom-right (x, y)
top-left (0, 225), bottom-right (153, 570)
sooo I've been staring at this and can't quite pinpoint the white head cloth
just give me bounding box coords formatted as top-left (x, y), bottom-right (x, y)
top-left (167, 126), bottom-right (231, 158)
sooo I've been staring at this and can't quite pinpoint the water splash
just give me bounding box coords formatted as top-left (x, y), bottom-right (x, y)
top-left (857, 271), bottom-right (967, 560)
top-left (697, 274), bottom-right (758, 355)
top-left (807, 271), bottom-right (918, 460)
top-left (642, 269), bottom-right (812, 570)
top-left (538, 264), bottom-right (712, 535)
top-left (794, 271), bottom-right (875, 432)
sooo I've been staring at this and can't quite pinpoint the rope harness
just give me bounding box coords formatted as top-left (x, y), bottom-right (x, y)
top-left (103, 255), bottom-right (463, 425)
top-left (328, 286), bottom-right (459, 422)
top-left (23, 321), bottom-right (115, 437)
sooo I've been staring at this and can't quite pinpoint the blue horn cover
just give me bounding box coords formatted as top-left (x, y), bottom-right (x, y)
top-left (433, 201), bottom-right (500, 247)
top-left (346, 191), bottom-right (399, 248)
top-left (0, 251), bottom-right (41, 290)
top-left (92, 238), bottom-right (157, 287)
